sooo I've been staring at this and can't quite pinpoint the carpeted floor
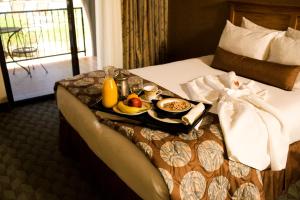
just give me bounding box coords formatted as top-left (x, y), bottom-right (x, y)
top-left (278, 181), bottom-right (300, 200)
top-left (0, 100), bottom-right (100, 200)
top-left (0, 99), bottom-right (299, 200)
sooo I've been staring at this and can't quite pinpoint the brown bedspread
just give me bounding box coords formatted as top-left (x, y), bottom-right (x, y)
top-left (55, 70), bottom-right (300, 200)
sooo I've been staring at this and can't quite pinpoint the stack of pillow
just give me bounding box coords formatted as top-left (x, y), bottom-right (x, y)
top-left (211, 17), bottom-right (300, 91)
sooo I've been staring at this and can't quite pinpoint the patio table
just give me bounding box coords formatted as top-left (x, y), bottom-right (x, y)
top-left (0, 27), bottom-right (32, 77)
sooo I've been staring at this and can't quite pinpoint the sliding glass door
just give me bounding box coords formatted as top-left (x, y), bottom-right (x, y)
top-left (0, 0), bottom-right (87, 103)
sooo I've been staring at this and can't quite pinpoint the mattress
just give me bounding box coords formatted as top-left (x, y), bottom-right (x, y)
top-left (56, 55), bottom-right (300, 200)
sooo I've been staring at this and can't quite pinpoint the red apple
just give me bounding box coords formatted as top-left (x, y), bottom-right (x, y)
top-left (128, 97), bottom-right (142, 108)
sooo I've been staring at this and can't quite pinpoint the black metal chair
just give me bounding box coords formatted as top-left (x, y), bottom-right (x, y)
top-left (11, 26), bottom-right (48, 77)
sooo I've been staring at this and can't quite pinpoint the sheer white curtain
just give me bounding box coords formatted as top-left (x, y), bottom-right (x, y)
top-left (95, 0), bottom-right (123, 69)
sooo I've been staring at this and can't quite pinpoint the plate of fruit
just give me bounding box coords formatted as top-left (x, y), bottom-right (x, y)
top-left (113, 93), bottom-right (151, 115)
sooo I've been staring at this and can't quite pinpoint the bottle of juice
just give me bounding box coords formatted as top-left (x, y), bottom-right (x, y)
top-left (102, 66), bottom-right (118, 108)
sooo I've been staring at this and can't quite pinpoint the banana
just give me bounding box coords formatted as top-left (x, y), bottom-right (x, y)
top-left (117, 101), bottom-right (144, 114)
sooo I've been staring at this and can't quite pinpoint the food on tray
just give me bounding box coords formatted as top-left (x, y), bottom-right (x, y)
top-left (126, 93), bottom-right (143, 108)
top-left (128, 98), bottom-right (142, 108)
top-left (157, 98), bottom-right (191, 113)
top-left (117, 101), bottom-right (145, 114)
top-left (127, 93), bottom-right (139, 100)
top-left (163, 101), bottom-right (189, 111)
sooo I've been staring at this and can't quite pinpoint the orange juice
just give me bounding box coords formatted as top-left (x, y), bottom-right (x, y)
top-left (102, 67), bottom-right (118, 108)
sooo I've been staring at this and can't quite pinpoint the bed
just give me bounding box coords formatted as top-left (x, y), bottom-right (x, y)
top-left (56, 1), bottom-right (300, 200)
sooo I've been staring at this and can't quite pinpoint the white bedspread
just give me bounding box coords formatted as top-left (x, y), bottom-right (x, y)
top-left (183, 71), bottom-right (289, 170)
top-left (130, 55), bottom-right (300, 145)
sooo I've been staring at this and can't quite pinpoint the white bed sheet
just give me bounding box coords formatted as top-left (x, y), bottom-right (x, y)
top-left (130, 55), bottom-right (300, 144)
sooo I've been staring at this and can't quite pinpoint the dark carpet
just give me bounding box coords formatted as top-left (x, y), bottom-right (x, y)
top-left (0, 99), bottom-right (299, 200)
top-left (0, 100), bottom-right (100, 200)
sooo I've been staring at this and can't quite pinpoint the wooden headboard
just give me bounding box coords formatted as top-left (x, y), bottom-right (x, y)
top-left (228, 0), bottom-right (300, 30)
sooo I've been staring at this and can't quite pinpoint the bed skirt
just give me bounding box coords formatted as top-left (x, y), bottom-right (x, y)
top-left (261, 139), bottom-right (300, 200)
top-left (59, 113), bottom-right (141, 200)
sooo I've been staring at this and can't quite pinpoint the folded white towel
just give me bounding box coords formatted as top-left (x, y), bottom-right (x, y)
top-left (183, 71), bottom-right (289, 171)
top-left (181, 103), bottom-right (205, 125)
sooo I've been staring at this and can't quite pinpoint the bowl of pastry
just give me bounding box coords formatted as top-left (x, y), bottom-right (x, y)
top-left (156, 98), bottom-right (192, 113)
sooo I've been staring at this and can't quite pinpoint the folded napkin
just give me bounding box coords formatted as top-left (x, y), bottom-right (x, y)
top-left (181, 102), bottom-right (205, 125)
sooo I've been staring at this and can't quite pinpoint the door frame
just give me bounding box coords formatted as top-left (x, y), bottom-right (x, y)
top-left (0, 34), bottom-right (14, 107)
top-left (67, 0), bottom-right (80, 76)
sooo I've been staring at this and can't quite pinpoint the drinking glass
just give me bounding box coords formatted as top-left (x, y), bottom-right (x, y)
top-left (128, 76), bottom-right (143, 95)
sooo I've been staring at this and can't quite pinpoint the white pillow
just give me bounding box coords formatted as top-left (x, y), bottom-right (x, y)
top-left (241, 17), bottom-right (285, 35)
top-left (218, 20), bottom-right (279, 60)
top-left (268, 36), bottom-right (300, 65)
top-left (241, 17), bottom-right (271, 32)
top-left (267, 36), bottom-right (300, 89)
top-left (286, 27), bottom-right (300, 40)
top-left (242, 18), bottom-right (300, 89)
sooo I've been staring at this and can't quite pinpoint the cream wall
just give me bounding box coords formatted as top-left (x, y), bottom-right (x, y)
top-left (0, 68), bottom-right (8, 103)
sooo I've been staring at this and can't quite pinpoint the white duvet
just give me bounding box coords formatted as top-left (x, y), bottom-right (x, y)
top-left (130, 55), bottom-right (300, 146)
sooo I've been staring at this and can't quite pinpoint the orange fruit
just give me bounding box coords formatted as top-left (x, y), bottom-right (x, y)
top-left (127, 93), bottom-right (139, 100)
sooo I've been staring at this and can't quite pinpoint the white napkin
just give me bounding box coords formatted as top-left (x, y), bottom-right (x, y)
top-left (182, 103), bottom-right (205, 125)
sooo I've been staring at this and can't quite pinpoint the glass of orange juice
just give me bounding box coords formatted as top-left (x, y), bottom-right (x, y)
top-left (102, 66), bottom-right (118, 108)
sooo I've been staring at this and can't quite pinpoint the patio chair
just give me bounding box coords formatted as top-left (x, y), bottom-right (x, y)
top-left (11, 26), bottom-right (48, 76)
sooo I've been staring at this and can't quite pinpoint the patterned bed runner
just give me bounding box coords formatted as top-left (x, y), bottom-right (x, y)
top-left (55, 71), bottom-right (264, 200)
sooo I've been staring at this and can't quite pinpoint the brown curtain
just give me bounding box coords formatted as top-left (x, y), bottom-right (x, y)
top-left (121, 0), bottom-right (168, 69)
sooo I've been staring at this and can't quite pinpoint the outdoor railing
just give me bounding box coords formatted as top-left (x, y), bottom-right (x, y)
top-left (0, 7), bottom-right (86, 63)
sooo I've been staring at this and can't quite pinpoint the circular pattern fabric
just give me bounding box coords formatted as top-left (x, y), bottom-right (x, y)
top-left (118, 126), bottom-right (135, 139)
top-left (179, 129), bottom-right (204, 141)
top-left (77, 95), bottom-right (91, 104)
top-left (87, 71), bottom-right (105, 78)
top-left (160, 141), bottom-right (192, 167)
top-left (73, 77), bottom-right (95, 87)
top-left (208, 176), bottom-right (230, 200)
top-left (68, 87), bottom-right (80, 95)
top-left (197, 140), bottom-right (224, 172)
top-left (140, 128), bottom-right (169, 141)
top-left (136, 142), bottom-right (153, 159)
top-left (229, 160), bottom-right (250, 178)
top-left (84, 84), bottom-right (102, 95)
top-left (60, 80), bottom-right (71, 87)
top-left (103, 119), bottom-right (114, 127)
top-left (209, 124), bottom-right (223, 141)
top-left (200, 115), bottom-right (214, 127)
top-left (180, 171), bottom-right (206, 200)
top-left (233, 183), bottom-right (260, 200)
top-left (65, 74), bottom-right (85, 80)
top-left (159, 168), bottom-right (174, 194)
top-left (94, 83), bottom-right (103, 88)
top-left (97, 77), bottom-right (105, 84)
